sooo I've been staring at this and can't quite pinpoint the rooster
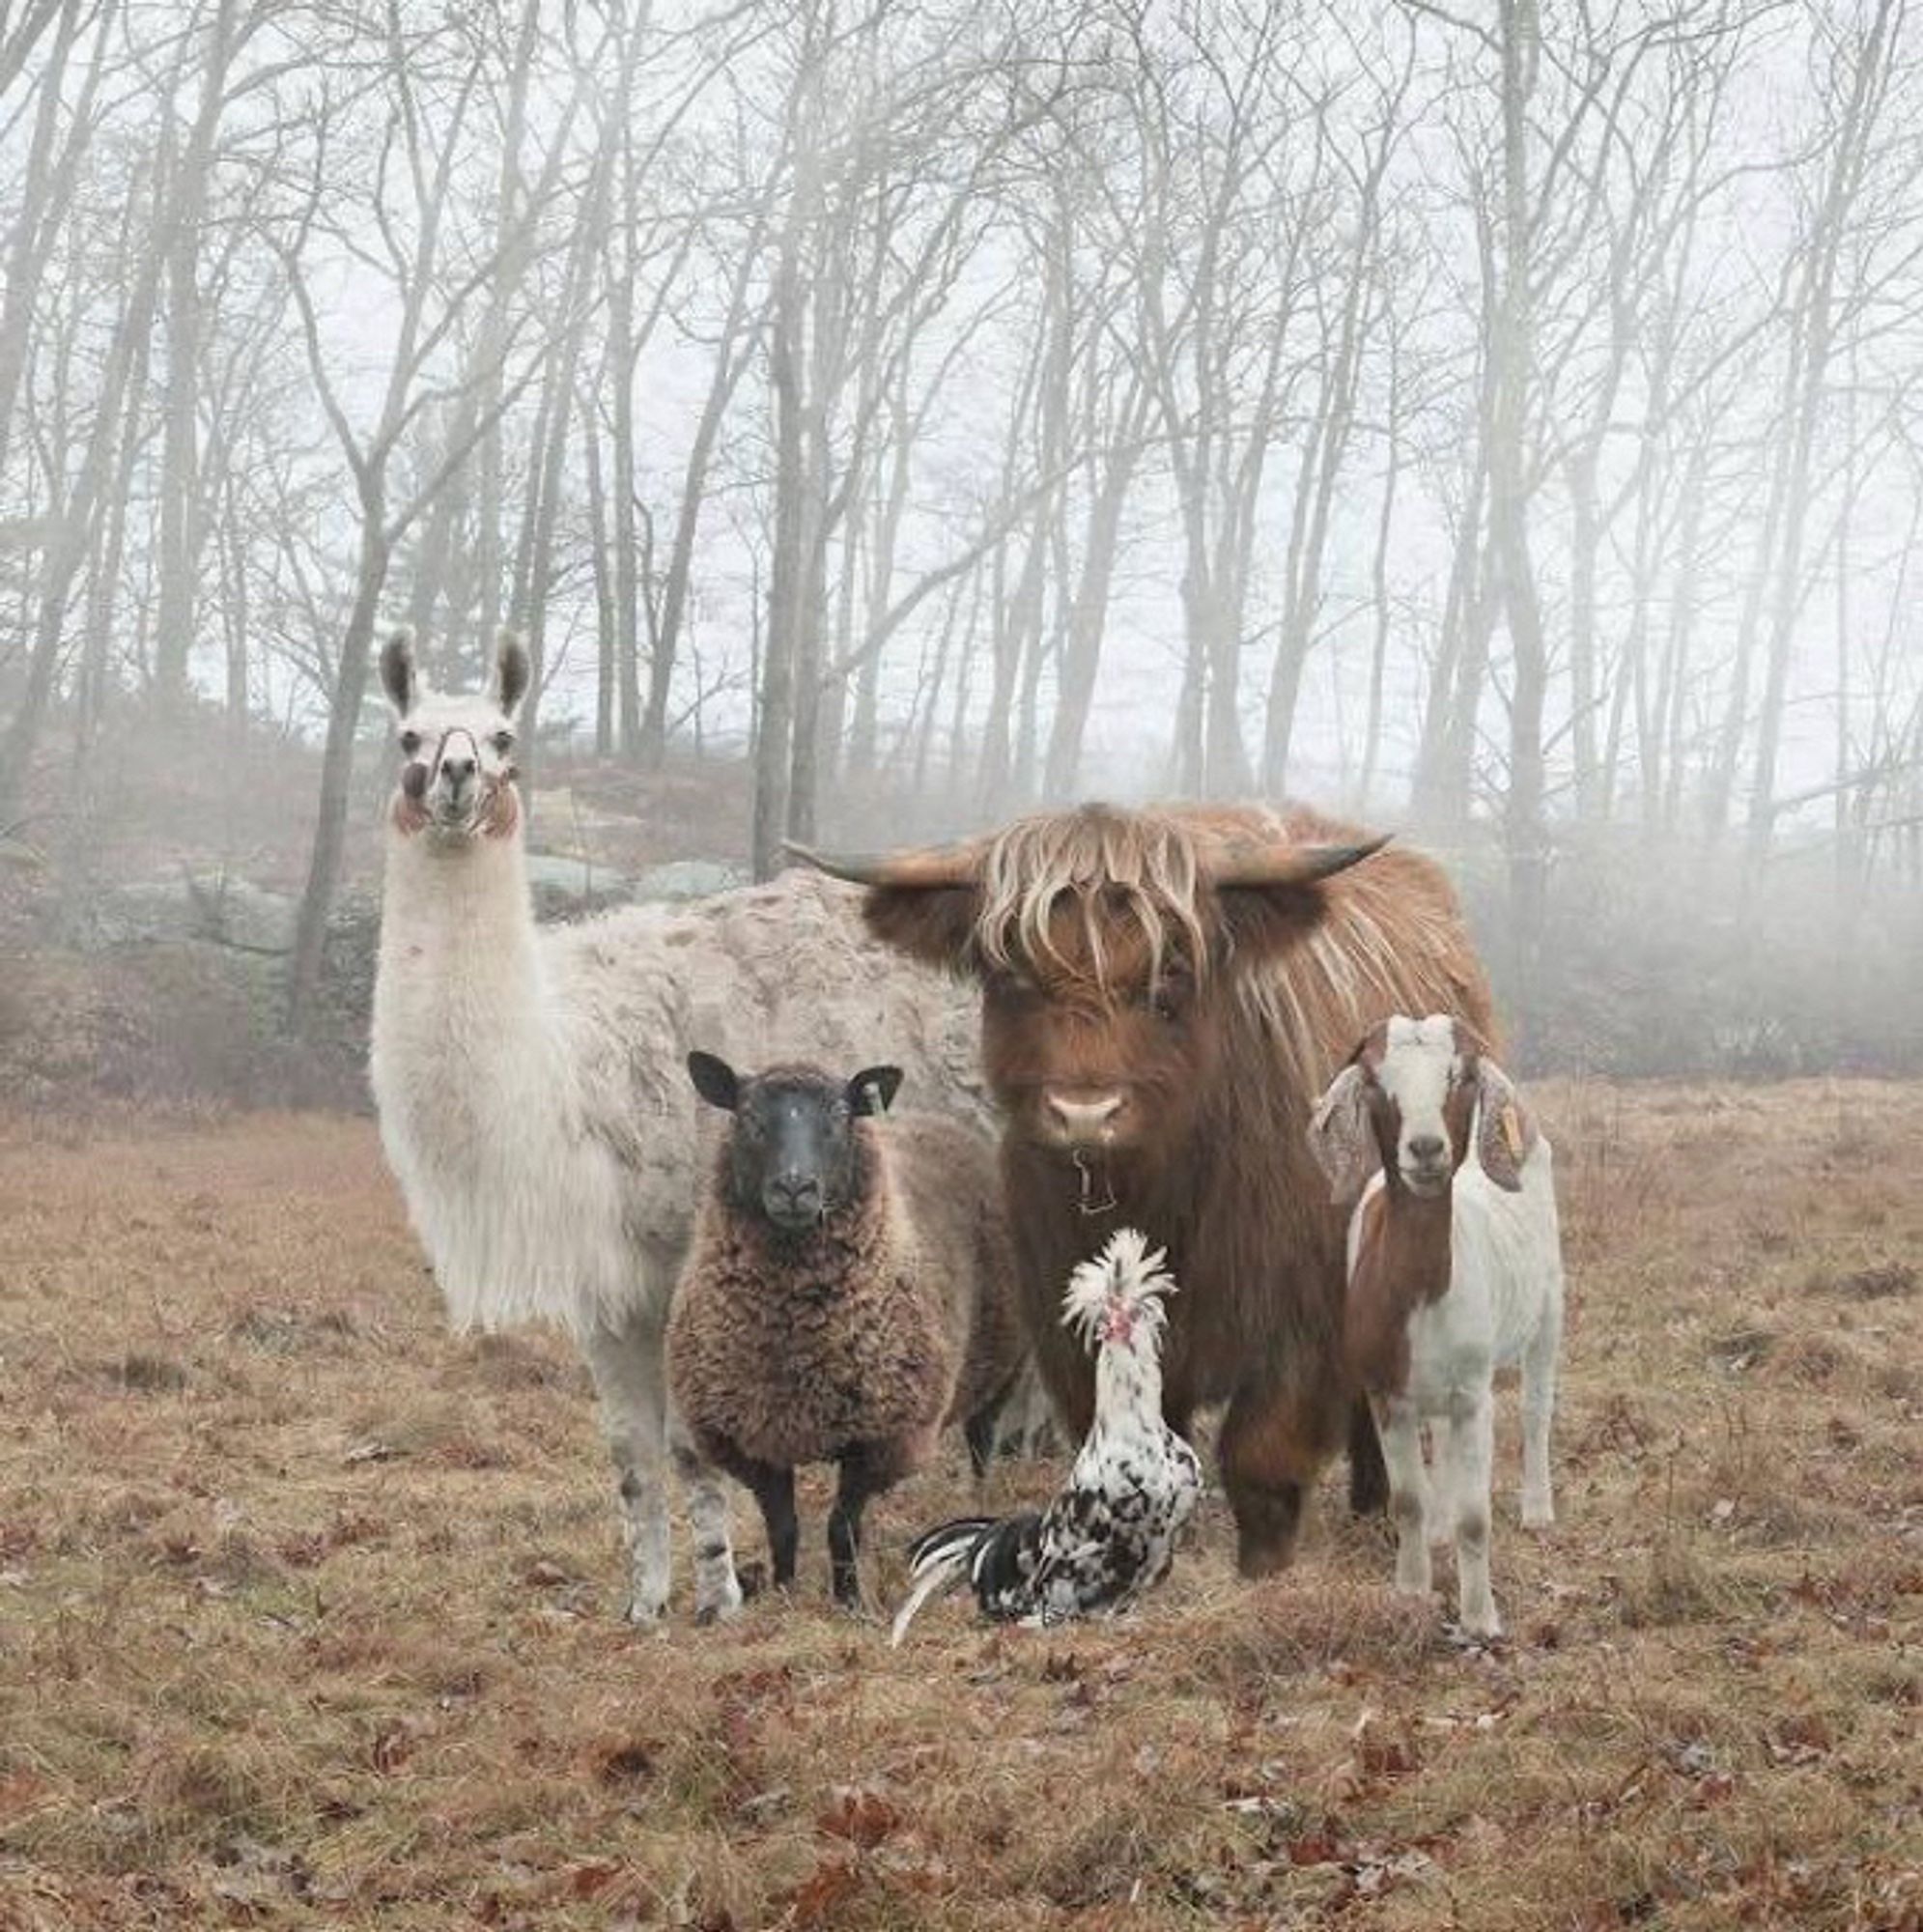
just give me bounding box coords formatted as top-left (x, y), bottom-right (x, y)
top-left (891, 1227), bottom-right (1201, 1642)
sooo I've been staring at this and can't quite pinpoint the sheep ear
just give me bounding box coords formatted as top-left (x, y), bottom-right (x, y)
top-left (1475, 1059), bottom-right (1536, 1191)
top-left (687, 1051), bottom-right (740, 1112)
top-left (1307, 1063), bottom-right (1377, 1205)
top-left (379, 628), bottom-right (417, 716)
top-left (494, 629), bottom-right (531, 719)
top-left (848, 1065), bottom-right (902, 1117)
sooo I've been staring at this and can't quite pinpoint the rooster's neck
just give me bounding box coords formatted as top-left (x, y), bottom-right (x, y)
top-left (1093, 1342), bottom-right (1162, 1425)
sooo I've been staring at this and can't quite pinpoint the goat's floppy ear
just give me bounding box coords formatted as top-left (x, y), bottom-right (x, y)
top-left (1474, 1059), bottom-right (1537, 1191)
top-left (847, 1065), bottom-right (903, 1117)
top-left (1307, 1063), bottom-right (1377, 1205)
top-left (687, 1051), bottom-right (740, 1112)
top-left (494, 629), bottom-right (531, 719)
top-left (379, 627), bottom-right (417, 716)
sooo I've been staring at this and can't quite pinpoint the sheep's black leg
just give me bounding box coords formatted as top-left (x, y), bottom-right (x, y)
top-left (740, 1462), bottom-right (799, 1588)
top-left (828, 1448), bottom-right (889, 1608)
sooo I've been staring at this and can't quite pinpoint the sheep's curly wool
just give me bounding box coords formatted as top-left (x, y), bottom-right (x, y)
top-left (668, 1114), bottom-right (1020, 1477)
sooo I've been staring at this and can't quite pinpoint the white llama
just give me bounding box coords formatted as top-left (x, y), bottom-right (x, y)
top-left (368, 628), bottom-right (987, 1625)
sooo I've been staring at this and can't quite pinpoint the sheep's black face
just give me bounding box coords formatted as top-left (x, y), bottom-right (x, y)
top-left (686, 1054), bottom-right (904, 1236)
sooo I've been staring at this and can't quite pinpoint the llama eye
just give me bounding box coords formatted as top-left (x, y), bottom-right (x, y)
top-left (492, 732), bottom-right (514, 755)
top-left (399, 730), bottom-right (421, 755)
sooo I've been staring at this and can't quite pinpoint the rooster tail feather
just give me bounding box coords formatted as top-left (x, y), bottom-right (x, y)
top-left (904, 1516), bottom-right (998, 1575)
top-left (891, 1517), bottom-right (998, 1647)
top-left (890, 1556), bottom-right (964, 1647)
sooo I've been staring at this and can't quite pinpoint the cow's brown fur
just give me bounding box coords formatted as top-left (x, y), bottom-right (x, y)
top-left (858, 801), bottom-right (1496, 1576)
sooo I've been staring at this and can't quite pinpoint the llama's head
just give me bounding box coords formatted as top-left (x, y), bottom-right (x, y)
top-left (1308, 1012), bottom-right (1537, 1203)
top-left (378, 628), bottom-right (529, 843)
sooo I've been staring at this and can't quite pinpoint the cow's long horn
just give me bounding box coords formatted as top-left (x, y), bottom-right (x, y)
top-left (1207, 834), bottom-right (1392, 888)
top-left (783, 839), bottom-right (979, 889)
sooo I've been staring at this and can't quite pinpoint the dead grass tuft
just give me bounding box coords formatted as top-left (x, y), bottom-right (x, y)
top-left (1817, 1260), bottom-right (1917, 1301)
top-left (1173, 1577), bottom-right (1439, 1704)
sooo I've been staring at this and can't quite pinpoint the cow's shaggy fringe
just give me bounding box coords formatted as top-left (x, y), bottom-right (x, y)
top-left (974, 807), bottom-right (1209, 991)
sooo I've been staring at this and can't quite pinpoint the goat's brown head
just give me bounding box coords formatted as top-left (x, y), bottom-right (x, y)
top-left (379, 628), bottom-right (528, 844)
top-left (791, 805), bottom-right (1384, 1160)
top-left (1308, 1013), bottom-right (1535, 1204)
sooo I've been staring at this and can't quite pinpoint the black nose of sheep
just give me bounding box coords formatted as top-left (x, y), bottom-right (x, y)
top-left (763, 1171), bottom-right (824, 1228)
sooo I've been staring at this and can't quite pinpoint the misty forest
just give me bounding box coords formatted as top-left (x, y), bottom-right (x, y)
top-left (1, 0), bottom-right (1920, 1093)
top-left (3, 7), bottom-right (1923, 1932)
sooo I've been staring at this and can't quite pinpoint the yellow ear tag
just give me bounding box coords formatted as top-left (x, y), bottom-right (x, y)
top-left (1501, 1104), bottom-right (1525, 1160)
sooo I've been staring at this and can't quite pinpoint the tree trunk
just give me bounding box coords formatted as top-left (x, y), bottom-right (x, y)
top-left (286, 524), bottom-right (389, 1028)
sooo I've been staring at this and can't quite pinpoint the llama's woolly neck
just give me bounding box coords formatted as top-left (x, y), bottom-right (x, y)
top-left (371, 810), bottom-right (640, 1334)
top-left (379, 818), bottom-right (544, 991)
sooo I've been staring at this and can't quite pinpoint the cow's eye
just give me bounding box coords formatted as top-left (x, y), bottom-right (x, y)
top-left (399, 730), bottom-right (421, 755)
top-left (1146, 976), bottom-right (1189, 1021)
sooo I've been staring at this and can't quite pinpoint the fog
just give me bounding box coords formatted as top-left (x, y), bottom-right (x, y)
top-left (1, 0), bottom-right (1920, 1099)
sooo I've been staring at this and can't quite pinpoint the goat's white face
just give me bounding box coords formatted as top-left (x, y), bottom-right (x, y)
top-left (1373, 1014), bottom-right (1469, 1197)
top-left (1310, 1013), bottom-right (1535, 1205)
top-left (379, 629), bottom-right (528, 843)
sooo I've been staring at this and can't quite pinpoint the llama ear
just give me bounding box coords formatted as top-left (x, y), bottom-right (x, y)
top-left (494, 630), bottom-right (531, 719)
top-left (1307, 1063), bottom-right (1377, 1205)
top-left (379, 628), bottom-right (417, 717)
top-left (687, 1051), bottom-right (740, 1112)
top-left (847, 1066), bottom-right (903, 1117)
top-left (1474, 1059), bottom-right (1536, 1191)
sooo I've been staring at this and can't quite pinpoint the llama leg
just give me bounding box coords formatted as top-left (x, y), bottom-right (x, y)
top-left (1449, 1389), bottom-right (1500, 1637)
top-left (671, 1434), bottom-right (745, 1625)
top-left (582, 1317), bottom-right (675, 1625)
top-left (1519, 1301), bottom-right (1561, 1530)
top-left (1218, 1381), bottom-right (1335, 1577)
top-left (1372, 1396), bottom-right (1433, 1598)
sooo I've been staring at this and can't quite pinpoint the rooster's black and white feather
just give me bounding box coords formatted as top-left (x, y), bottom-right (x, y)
top-left (891, 1227), bottom-right (1201, 1641)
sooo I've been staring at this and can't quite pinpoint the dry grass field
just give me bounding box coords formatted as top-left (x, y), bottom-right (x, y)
top-left (1, 1084), bottom-right (1918, 1931)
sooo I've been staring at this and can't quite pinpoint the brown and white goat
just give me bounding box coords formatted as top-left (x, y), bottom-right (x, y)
top-left (1308, 1014), bottom-right (1563, 1637)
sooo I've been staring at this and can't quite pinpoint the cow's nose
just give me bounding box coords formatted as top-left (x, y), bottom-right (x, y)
top-left (1044, 1089), bottom-right (1125, 1140)
top-left (1406, 1133), bottom-right (1447, 1166)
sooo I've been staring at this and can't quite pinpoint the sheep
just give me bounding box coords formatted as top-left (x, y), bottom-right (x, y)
top-left (1307, 1013), bottom-right (1564, 1637)
top-left (666, 1052), bottom-right (1025, 1608)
